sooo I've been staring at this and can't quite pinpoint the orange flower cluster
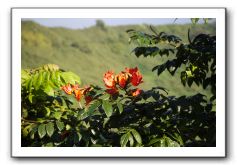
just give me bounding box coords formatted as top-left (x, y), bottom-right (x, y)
top-left (103, 67), bottom-right (143, 97)
top-left (61, 84), bottom-right (93, 105)
top-left (125, 67), bottom-right (143, 86)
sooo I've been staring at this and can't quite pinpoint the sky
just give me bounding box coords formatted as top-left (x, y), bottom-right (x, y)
top-left (22, 18), bottom-right (197, 29)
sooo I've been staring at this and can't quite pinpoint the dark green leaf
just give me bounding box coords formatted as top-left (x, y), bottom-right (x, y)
top-left (153, 63), bottom-right (167, 76)
top-left (73, 132), bottom-right (82, 144)
top-left (88, 101), bottom-right (101, 116)
top-left (180, 71), bottom-right (187, 86)
top-left (117, 102), bottom-right (123, 114)
top-left (102, 100), bottom-right (113, 118)
top-left (187, 78), bottom-right (194, 87)
top-left (210, 95), bottom-right (216, 102)
top-left (132, 47), bottom-right (160, 57)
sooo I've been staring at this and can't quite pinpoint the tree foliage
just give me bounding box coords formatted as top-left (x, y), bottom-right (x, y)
top-left (21, 21), bottom-right (216, 147)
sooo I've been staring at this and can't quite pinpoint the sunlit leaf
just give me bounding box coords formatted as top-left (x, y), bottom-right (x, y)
top-left (38, 124), bottom-right (46, 139)
top-left (46, 122), bottom-right (54, 137)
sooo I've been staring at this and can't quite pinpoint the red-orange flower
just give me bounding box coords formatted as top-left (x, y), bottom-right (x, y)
top-left (125, 67), bottom-right (143, 86)
top-left (72, 84), bottom-right (79, 91)
top-left (85, 96), bottom-right (93, 106)
top-left (132, 88), bottom-right (142, 97)
top-left (74, 89), bottom-right (82, 101)
top-left (106, 88), bottom-right (118, 95)
top-left (115, 72), bottom-right (129, 88)
top-left (103, 71), bottom-right (116, 88)
top-left (82, 86), bottom-right (93, 105)
top-left (61, 84), bottom-right (73, 95)
top-left (125, 67), bottom-right (138, 75)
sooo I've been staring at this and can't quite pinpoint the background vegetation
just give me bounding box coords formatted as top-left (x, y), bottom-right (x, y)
top-left (21, 20), bottom-right (215, 96)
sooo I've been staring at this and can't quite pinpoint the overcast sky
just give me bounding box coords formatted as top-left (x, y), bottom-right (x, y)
top-left (22, 18), bottom-right (197, 29)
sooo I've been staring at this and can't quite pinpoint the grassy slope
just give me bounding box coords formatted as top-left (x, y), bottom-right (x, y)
top-left (21, 21), bottom-right (216, 96)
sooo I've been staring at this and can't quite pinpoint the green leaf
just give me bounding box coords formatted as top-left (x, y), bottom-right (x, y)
top-left (56, 121), bottom-right (65, 131)
top-left (187, 77), bottom-right (194, 87)
top-left (99, 93), bottom-right (110, 100)
top-left (21, 69), bottom-right (30, 84)
top-left (73, 132), bottom-right (82, 144)
top-left (117, 102), bottom-right (123, 114)
top-left (22, 125), bottom-right (30, 137)
top-left (120, 133), bottom-right (130, 147)
top-left (53, 71), bottom-right (62, 87)
top-left (160, 138), bottom-right (166, 147)
top-left (66, 124), bottom-right (71, 130)
top-left (43, 83), bottom-right (54, 96)
top-left (22, 108), bottom-right (28, 118)
top-left (186, 70), bottom-right (193, 78)
top-left (167, 133), bottom-right (184, 146)
top-left (50, 71), bottom-right (58, 87)
top-left (26, 78), bottom-right (33, 92)
top-left (131, 129), bottom-right (142, 144)
top-left (87, 101), bottom-right (101, 116)
top-left (128, 132), bottom-right (134, 147)
top-left (164, 136), bottom-right (180, 147)
top-left (54, 112), bottom-right (62, 120)
top-left (147, 138), bottom-right (160, 146)
top-left (44, 107), bottom-right (51, 117)
top-left (46, 122), bottom-right (54, 137)
top-left (60, 71), bottom-right (81, 85)
top-left (29, 124), bottom-right (38, 140)
top-left (152, 136), bottom-right (180, 147)
top-left (180, 71), bottom-right (187, 86)
top-left (38, 124), bottom-right (46, 139)
top-left (44, 143), bottom-right (54, 147)
top-left (34, 72), bottom-right (43, 90)
top-left (102, 100), bottom-right (113, 118)
top-left (28, 93), bottom-right (34, 103)
top-left (103, 117), bottom-right (110, 128)
top-left (44, 71), bottom-right (51, 82)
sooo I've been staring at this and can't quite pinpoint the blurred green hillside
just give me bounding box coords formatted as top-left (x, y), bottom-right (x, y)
top-left (21, 20), bottom-right (215, 96)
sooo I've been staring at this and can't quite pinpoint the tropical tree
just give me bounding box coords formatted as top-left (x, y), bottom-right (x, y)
top-left (21, 19), bottom-right (216, 147)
